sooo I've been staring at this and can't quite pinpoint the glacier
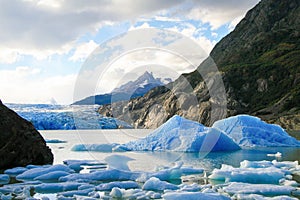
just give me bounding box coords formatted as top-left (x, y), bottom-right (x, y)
top-left (6, 103), bottom-right (132, 130)
top-left (212, 115), bottom-right (300, 147)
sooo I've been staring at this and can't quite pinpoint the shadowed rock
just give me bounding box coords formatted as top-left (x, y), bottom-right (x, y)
top-left (0, 100), bottom-right (53, 170)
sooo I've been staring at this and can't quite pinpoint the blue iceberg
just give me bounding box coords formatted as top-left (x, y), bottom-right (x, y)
top-left (212, 115), bottom-right (300, 147)
top-left (122, 115), bottom-right (240, 152)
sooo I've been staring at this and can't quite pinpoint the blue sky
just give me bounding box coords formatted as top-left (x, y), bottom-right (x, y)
top-left (0, 0), bottom-right (260, 104)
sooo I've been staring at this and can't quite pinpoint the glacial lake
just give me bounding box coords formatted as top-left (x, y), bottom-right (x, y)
top-left (41, 129), bottom-right (300, 173)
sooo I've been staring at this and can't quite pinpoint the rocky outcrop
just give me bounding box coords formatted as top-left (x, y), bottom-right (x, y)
top-left (99, 0), bottom-right (300, 130)
top-left (0, 100), bottom-right (53, 170)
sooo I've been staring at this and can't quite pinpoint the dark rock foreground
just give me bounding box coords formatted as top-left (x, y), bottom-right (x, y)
top-left (0, 100), bottom-right (53, 170)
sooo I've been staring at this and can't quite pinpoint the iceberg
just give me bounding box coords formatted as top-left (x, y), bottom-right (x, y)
top-left (122, 115), bottom-right (240, 152)
top-left (212, 115), bottom-right (300, 147)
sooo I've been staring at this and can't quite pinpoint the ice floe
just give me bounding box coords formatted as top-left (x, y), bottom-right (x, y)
top-left (212, 115), bottom-right (300, 147)
top-left (1, 159), bottom-right (300, 199)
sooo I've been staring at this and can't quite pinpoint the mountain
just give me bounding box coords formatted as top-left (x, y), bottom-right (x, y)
top-left (73, 71), bottom-right (170, 105)
top-left (98, 0), bottom-right (300, 130)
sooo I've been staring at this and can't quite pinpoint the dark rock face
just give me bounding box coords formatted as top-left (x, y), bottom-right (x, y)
top-left (0, 100), bottom-right (53, 170)
top-left (98, 0), bottom-right (300, 130)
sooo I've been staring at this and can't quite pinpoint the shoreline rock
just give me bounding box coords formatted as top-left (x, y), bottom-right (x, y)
top-left (0, 100), bottom-right (53, 170)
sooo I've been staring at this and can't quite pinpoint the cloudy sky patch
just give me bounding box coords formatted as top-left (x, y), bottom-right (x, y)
top-left (0, 0), bottom-right (260, 104)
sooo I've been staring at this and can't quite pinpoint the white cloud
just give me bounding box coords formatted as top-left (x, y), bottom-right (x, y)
top-left (185, 0), bottom-right (260, 30)
top-left (0, 67), bottom-right (76, 104)
top-left (0, 49), bottom-right (21, 64)
top-left (69, 40), bottom-right (99, 62)
top-left (0, 0), bottom-right (183, 59)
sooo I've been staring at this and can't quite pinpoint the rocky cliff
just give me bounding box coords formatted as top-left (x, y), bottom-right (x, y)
top-left (0, 100), bottom-right (53, 170)
top-left (99, 0), bottom-right (300, 130)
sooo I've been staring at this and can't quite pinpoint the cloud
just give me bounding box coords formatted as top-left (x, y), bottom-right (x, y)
top-left (184, 0), bottom-right (260, 29)
top-left (0, 48), bottom-right (20, 64)
top-left (0, 67), bottom-right (76, 104)
top-left (69, 40), bottom-right (99, 62)
top-left (0, 0), bottom-right (182, 54)
top-left (0, 0), bottom-right (259, 59)
top-left (73, 28), bottom-right (209, 101)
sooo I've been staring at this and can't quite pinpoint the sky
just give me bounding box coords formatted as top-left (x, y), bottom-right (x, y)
top-left (0, 0), bottom-right (260, 105)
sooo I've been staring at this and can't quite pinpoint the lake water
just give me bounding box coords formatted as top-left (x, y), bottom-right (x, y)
top-left (41, 129), bottom-right (300, 173)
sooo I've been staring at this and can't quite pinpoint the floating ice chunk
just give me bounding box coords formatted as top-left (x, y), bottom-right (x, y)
top-left (209, 165), bottom-right (286, 184)
top-left (240, 160), bottom-right (299, 170)
top-left (267, 152), bottom-right (282, 157)
top-left (16, 165), bottom-right (74, 181)
top-left (123, 115), bottom-right (240, 152)
top-left (34, 171), bottom-right (71, 182)
top-left (110, 187), bottom-right (123, 198)
top-left (212, 115), bottom-right (300, 147)
top-left (279, 179), bottom-right (299, 187)
top-left (233, 194), bottom-right (298, 200)
top-left (45, 139), bottom-right (67, 143)
top-left (58, 188), bottom-right (95, 197)
top-left (223, 182), bottom-right (296, 196)
top-left (162, 191), bottom-right (231, 200)
top-left (240, 160), bottom-right (273, 168)
top-left (179, 183), bottom-right (202, 192)
top-left (109, 188), bottom-right (151, 199)
top-left (4, 167), bottom-right (28, 176)
top-left (0, 174), bottom-right (10, 185)
top-left (272, 160), bottom-right (299, 169)
top-left (142, 177), bottom-right (179, 191)
top-left (138, 162), bottom-right (203, 182)
top-left (96, 181), bottom-right (139, 191)
top-left (59, 169), bottom-right (140, 182)
top-left (34, 182), bottom-right (83, 193)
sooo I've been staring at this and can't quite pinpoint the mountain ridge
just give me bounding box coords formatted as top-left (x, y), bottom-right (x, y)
top-left (98, 0), bottom-right (300, 130)
top-left (73, 71), bottom-right (170, 105)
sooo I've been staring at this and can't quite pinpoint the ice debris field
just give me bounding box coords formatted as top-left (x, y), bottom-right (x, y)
top-left (1, 114), bottom-right (300, 199)
top-left (1, 155), bottom-right (300, 199)
top-left (71, 115), bottom-right (300, 153)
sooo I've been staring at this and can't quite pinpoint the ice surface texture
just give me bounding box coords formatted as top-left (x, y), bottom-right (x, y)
top-left (122, 115), bottom-right (241, 152)
top-left (213, 115), bottom-right (300, 147)
top-left (6, 104), bottom-right (132, 130)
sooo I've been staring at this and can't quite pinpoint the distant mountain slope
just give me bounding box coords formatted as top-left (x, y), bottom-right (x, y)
top-left (73, 71), bottom-right (170, 105)
top-left (98, 0), bottom-right (300, 130)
